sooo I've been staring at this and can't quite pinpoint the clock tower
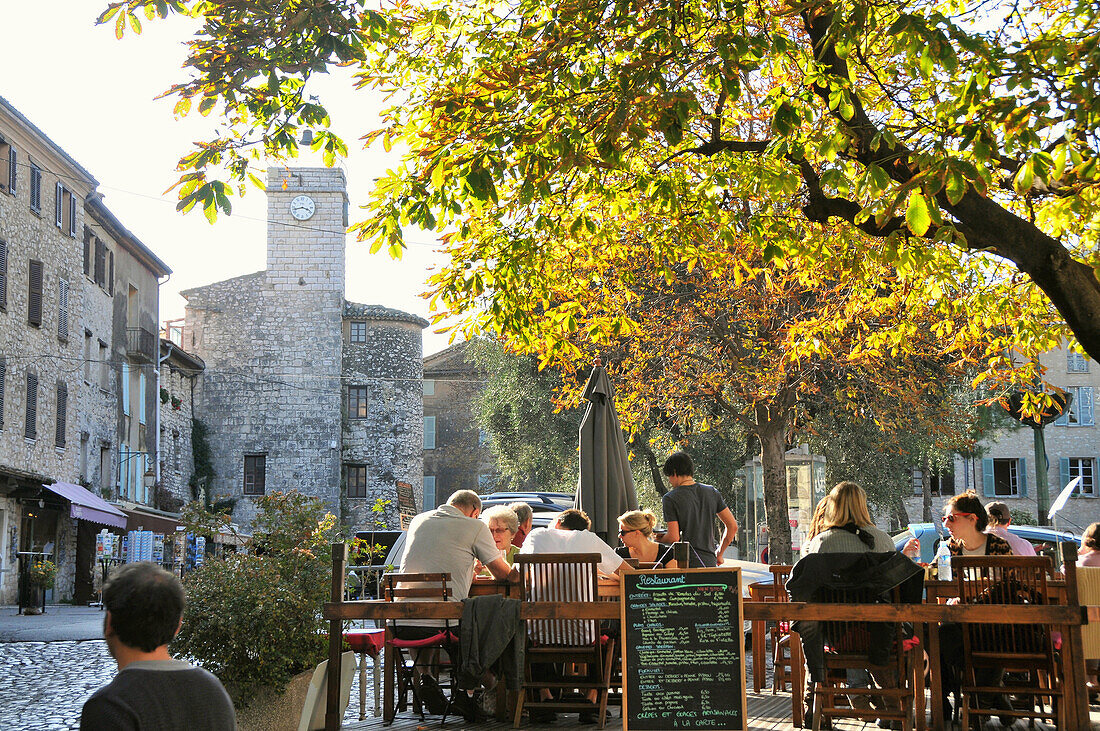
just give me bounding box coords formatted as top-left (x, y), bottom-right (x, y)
top-left (266, 167), bottom-right (348, 294)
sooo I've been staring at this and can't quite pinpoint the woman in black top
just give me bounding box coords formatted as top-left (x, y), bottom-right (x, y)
top-left (615, 509), bottom-right (704, 568)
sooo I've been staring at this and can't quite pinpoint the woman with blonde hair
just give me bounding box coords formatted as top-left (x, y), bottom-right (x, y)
top-left (616, 509), bottom-right (704, 568)
top-left (801, 481), bottom-right (894, 554)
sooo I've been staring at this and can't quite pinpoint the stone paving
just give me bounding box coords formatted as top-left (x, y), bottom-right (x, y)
top-left (0, 637), bottom-right (375, 730)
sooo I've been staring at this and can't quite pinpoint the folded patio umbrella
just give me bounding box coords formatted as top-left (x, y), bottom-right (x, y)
top-left (574, 364), bottom-right (639, 544)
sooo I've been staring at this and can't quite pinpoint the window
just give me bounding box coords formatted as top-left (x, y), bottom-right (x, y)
top-left (6, 146), bottom-right (14, 194)
top-left (347, 386), bottom-right (368, 419)
top-left (422, 379), bottom-right (435, 396)
top-left (1054, 386), bottom-right (1095, 427)
top-left (983, 457), bottom-right (1027, 497)
top-left (55, 182), bottom-right (64, 229)
top-left (25, 371), bottom-right (38, 440)
top-left (98, 341), bottom-right (109, 389)
top-left (346, 464), bottom-right (368, 498)
top-left (423, 476), bottom-right (436, 510)
top-left (173, 430), bottom-right (180, 472)
top-left (350, 322), bottom-right (367, 343)
top-left (83, 330), bottom-right (93, 382)
top-left (1068, 351), bottom-right (1089, 373)
top-left (93, 238), bottom-right (106, 289)
top-left (108, 250), bottom-right (114, 294)
top-left (423, 415), bottom-right (436, 450)
top-left (0, 238), bottom-right (7, 310)
top-left (55, 381), bottom-right (67, 447)
top-left (0, 356), bottom-right (5, 429)
top-left (29, 163), bottom-right (41, 213)
top-left (1061, 457), bottom-right (1097, 497)
top-left (27, 259), bottom-right (43, 327)
top-left (57, 278), bottom-right (69, 341)
top-left (243, 454), bottom-right (266, 495)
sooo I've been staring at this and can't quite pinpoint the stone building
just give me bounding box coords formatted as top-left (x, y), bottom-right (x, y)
top-left (181, 167), bottom-right (426, 530)
top-left (904, 344), bottom-right (1099, 532)
top-left (157, 338), bottom-right (204, 509)
top-left (0, 96), bottom-right (175, 603)
top-left (422, 341), bottom-right (500, 509)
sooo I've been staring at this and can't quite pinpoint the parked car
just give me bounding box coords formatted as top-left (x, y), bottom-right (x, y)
top-left (892, 522), bottom-right (1081, 567)
top-left (481, 491), bottom-right (576, 508)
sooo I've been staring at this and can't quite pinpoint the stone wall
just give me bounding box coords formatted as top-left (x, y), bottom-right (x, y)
top-left (341, 306), bottom-right (426, 528)
top-left (157, 352), bottom-right (199, 506)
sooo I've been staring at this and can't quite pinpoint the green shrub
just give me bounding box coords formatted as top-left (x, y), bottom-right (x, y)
top-left (173, 491), bottom-right (344, 698)
top-left (1009, 508), bottom-right (1036, 526)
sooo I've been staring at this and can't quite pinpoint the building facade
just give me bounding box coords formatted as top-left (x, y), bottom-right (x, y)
top-left (0, 96), bottom-right (176, 603)
top-left (904, 344), bottom-right (1099, 532)
top-left (421, 342), bottom-right (500, 509)
top-left (182, 167), bottom-right (426, 530)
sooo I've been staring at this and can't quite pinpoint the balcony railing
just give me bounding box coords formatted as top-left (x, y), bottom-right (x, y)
top-left (126, 327), bottom-right (156, 363)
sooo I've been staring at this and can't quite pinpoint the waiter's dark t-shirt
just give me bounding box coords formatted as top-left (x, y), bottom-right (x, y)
top-left (661, 482), bottom-right (727, 567)
top-left (81, 660), bottom-right (236, 731)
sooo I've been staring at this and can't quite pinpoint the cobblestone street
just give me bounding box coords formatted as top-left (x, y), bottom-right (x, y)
top-left (0, 637), bottom-right (376, 730)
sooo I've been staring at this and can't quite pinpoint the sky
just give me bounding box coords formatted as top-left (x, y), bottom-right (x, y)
top-left (1, 1), bottom-right (454, 354)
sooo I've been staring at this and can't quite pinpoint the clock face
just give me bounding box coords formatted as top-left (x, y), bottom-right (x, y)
top-left (290, 195), bottom-right (316, 220)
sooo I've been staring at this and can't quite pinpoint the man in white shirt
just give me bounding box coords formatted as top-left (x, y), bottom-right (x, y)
top-left (520, 508), bottom-right (625, 577)
top-left (985, 501), bottom-right (1037, 556)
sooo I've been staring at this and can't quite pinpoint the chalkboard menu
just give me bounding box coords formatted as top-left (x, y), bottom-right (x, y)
top-left (621, 567), bottom-right (746, 730)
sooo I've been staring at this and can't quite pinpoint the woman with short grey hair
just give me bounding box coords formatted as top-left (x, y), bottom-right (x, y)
top-left (479, 505), bottom-right (520, 573)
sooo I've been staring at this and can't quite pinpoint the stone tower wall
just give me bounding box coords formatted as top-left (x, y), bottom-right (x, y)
top-left (341, 311), bottom-right (425, 529)
top-left (182, 168), bottom-right (348, 525)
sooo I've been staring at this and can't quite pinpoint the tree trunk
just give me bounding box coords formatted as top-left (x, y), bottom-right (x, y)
top-left (756, 404), bottom-right (793, 565)
top-left (922, 457), bottom-right (933, 523)
top-left (893, 493), bottom-right (910, 531)
top-left (629, 432), bottom-right (668, 496)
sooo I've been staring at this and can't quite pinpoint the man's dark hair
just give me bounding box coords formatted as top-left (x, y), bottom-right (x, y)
top-left (556, 508), bottom-right (592, 531)
top-left (662, 451), bottom-right (694, 478)
top-left (103, 561), bottom-right (185, 653)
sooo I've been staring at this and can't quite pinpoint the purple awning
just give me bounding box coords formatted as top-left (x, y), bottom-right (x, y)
top-left (42, 482), bottom-right (128, 529)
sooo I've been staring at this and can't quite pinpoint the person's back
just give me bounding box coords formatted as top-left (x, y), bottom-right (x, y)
top-left (81, 561), bottom-right (235, 731)
top-left (659, 452), bottom-right (738, 567)
top-left (81, 660), bottom-right (234, 730)
top-left (400, 501), bottom-right (502, 603)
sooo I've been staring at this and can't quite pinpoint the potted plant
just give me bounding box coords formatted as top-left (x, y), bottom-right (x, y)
top-left (29, 559), bottom-right (58, 590)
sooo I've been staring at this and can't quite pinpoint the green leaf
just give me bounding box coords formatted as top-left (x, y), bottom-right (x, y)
top-left (906, 191), bottom-right (931, 236)
top-left (944, 168), bottom-right (967, 206)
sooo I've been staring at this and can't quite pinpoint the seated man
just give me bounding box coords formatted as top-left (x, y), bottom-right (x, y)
top-left (509, 502), bottom-right (534, 547)
top-left (519, 508), bottom-right (623, 722)
top-left (520, 508), bottom-right (624, 578)
top-left (81, 562), bottom-right (235, 731)
top-left (398, 489), bottom-right (518, 719)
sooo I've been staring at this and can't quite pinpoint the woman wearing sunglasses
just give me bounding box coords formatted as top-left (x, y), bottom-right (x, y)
top-left (941, 491), bottom-right (1013, 557)
top-left (615, 509), bottom-right (704, 568)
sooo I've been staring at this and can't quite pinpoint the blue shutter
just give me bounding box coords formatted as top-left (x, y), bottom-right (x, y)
top-left (1060, 458), bottom-right (1071, 493)
top-left (122, 363), bottom-right (130, 416)
top-left (1017, 457), bottom-right (1028, 497)
top-left (982, 458), bottom-right (995, 497)
top-left (1081, 386), bottom-right (1094, 426)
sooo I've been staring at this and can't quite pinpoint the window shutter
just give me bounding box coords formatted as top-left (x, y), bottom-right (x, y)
top-left (55, 381), bottom-right (67, 447)
top-left (55, 182), bottom-right (63, 228)
top-left (108, 249), bottom-right (114, 294)
top-left (93, 239), bottom-right (106, 287)
top-left (27, 260), bottom-right (43, 326)
top-left (7, 148), bottom-right (14, 194)
top-left (257, 456), bottom-right (266, 494)
top-left (29, 165), bottom-right (40, 211)
top-left (57, 278), bottom-right (69, 341)
top-left (1017, 457), bottom-right (1028, 497)
top-left (982, 458), bottom-right (995, 497)
top-left (1060, 457), bottom-right (1071, 493)
top-left (0, 356), bottom-right (5, 429)
top-left (0, 239), bottom-right (7, 310)
top-left (69, 194), bottom-right (77, 237)
top-left (1081, 386), bottom-right (1095, 426)
top-left (1055, 387), bottom-right (1070, 426)
top-left (122, 363), bottom-right (130, 416)
top-left (83, 229), bottom-right (91, 276)
top-left (25, 372), bottom-right (37, 440)
top-left (138, 372), bottom-right (146, 425)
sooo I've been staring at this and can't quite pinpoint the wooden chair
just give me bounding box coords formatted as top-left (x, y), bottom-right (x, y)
top-left (512, 553), bottom-right (615, 729)
top-left (810, 585), bottom-right (922, 731)
top-left (380, 572), bottom-right (458, 725)
top-left (768, 565), bottom-right (796, 693)
top-left (953, 555), bottom-right (1065, 730)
